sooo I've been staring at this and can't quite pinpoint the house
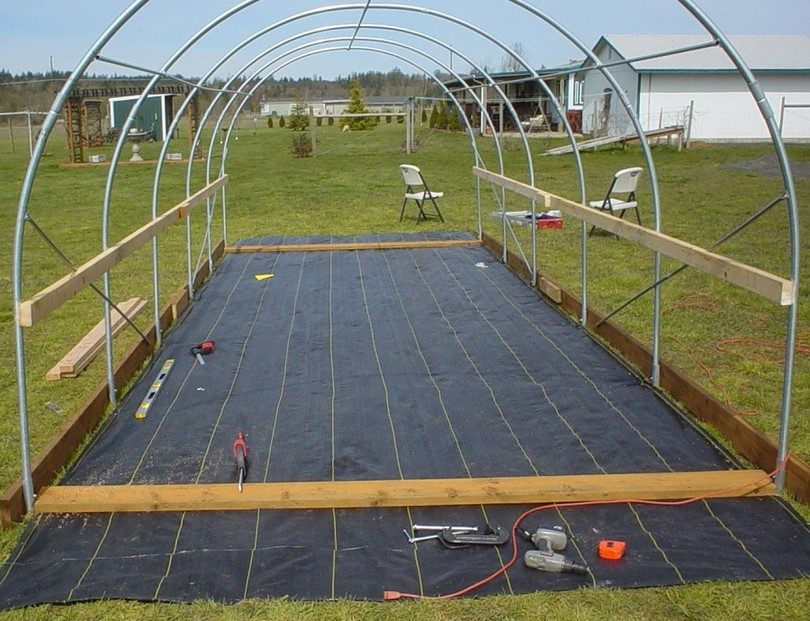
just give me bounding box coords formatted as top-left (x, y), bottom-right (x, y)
top-left (442, 63), bottom-right (585, 133)
top-left (580, 35), bottom-right (810, 141)
top-left (321, 96), bottom-right (407, 116)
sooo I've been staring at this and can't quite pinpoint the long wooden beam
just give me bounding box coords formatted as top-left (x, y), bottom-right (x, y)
top-left (17, 175), bottom-right (228, 327)
top-left (481, 232), bottom-right (810, 504)
top-left (225, 239), bottom-right (481, 254)
top-left (34, 470), bottom-right (773, 513)
top-left (473, 167), bottom-right (794, 306)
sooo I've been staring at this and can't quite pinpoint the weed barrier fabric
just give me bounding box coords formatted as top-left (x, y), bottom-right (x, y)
top-left (0, 232), bottom-right (807, 608)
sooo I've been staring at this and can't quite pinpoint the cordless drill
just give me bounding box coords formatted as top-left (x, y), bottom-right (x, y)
top-left (521, 525), bottom-right (588, 574)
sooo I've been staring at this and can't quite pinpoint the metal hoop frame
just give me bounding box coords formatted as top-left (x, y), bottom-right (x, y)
top-left (11, 1), bottom-right (800, 511)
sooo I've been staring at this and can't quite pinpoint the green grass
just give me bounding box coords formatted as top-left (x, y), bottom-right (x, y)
top-left (0, 120), bottom-right (807, 618)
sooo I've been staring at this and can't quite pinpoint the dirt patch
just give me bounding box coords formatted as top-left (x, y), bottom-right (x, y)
top-left (724, 153), bottom-right (810, 179)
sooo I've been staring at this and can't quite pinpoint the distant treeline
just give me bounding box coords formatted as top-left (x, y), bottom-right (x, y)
top-left (0, 68), bottom-right (441, 114)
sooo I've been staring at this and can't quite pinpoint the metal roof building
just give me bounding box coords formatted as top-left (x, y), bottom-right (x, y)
top-left (581, 35), bottom-right (810, 141)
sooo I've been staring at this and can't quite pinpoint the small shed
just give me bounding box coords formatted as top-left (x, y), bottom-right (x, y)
top-left (109, 93), bottom-right (177, 141)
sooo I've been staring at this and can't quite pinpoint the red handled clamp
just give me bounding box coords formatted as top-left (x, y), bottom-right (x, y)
top-left (191, 340), bottom-right (215, 365)
top-left (232, 432), bottom-right (248, 492)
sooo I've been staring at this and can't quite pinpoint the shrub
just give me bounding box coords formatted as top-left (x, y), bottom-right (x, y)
top-left (328, 116), bottom-right (334, 126)
top-left (316, 116), bottom-right (323, 127)
top-left (291, 133), bottom-right (313, 157)
top-left (429, 105), bottom-right (438, 129)
top-left (288, 96), bottom-right (310, 131)
top-left (267, 115), bottom-right (273, 128)
top-left (421, 108), bottom-right (428, 123)
top-left (385, 115), bottom-right (392, 124)
top-left (278, 115), bottom-right (286, 128)
top-left (397, 115), bottom-right (404, 124)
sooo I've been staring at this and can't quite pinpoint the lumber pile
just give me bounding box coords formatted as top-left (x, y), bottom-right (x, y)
top-left (46, 297), bottom-right (146, 380)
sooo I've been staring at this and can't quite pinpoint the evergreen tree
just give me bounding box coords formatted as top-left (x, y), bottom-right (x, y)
top-left (288, 96), bottom-right (310, 131)
top-left (278, 115), bottom-right (286, 128)
top-left (421, 108), bottom-right (428, 123)
top-left (447, 105), bottom-right (461, 131)
top-left (429, 105), bottom-right (439, 129)
top-left (341, 81), bottom-right (377, 130)
top-left (435, 102), bottom-right (449, 130)
top-left (267, 115), bottom-right (274, 128)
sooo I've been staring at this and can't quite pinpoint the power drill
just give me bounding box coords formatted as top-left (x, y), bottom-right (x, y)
top-left (521, 525), bottom-right (588, 575)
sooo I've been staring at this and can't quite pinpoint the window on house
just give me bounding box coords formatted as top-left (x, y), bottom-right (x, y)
top-left (573, 80), bottom-right (584, 106)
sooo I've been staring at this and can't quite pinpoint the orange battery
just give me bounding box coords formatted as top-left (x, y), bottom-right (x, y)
top-left (598, 540), bottom-right (626, 560)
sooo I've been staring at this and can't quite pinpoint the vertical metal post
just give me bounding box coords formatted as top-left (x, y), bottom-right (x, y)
top-left (186, 213), bottom-right (194, 299)
top-left (206, 195), bottom-right (213, 270)
top-left (778, 96), bottom-right (786, 135)
top-left (480, 86), bottom-right (486, 136)
top-left (580, 221), bottom-right (588, 327)
top-left (405, 98), bottom-right (412, 154)
top-left (8, 118), bottom-right (15, 154)
top-left (309, 105), bottom-right (316, 153)
top-left (222, 185), bottom-right (228, 247)
top-left (476, 176), bottom-right (482, 240)
top-left (686, 99), bottom-right (694, 148)
top-left (101, 273), bottom-right (117, 406)
top-left (26, 111), bottom-right (34, 158)
top-left (498, 102), bottom-right (504, 134)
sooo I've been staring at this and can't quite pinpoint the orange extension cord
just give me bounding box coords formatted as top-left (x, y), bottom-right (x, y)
top-left (383, 460), bottom-right (789, 601)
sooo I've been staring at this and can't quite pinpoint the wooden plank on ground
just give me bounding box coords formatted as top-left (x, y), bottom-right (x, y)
top-left (474, 167), bottom-right (794, 306)
top-left (34, 470), bottom-right (774, 514)
top-left (225, 239), bottom-right (481, 254)
top-left (45, 297), bottom-right (147, 380)
top-left (17, 175), bottom-right (228, 327)
top-left (0, 241), bottom-right (225, 528)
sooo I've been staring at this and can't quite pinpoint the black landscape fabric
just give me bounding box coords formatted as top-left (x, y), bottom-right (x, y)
top-left (0, 232), bottom-right (807, 608)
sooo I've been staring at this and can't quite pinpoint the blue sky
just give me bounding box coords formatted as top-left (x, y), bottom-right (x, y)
top-left (2, 1), bottom-right (809, 80)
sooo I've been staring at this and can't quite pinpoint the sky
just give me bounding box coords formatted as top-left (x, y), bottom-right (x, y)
top-left (1, 1), bottom-right (809, 81)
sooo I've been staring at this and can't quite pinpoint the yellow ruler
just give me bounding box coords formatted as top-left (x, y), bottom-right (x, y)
top-left (135, 358), bottom-right (175, 420)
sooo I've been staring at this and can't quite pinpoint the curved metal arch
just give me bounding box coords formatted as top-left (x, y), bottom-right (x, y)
top-left (10, 0), bottom-right (802, 513)
top-left (677, 0), bottom-right (799, 489)
top-left (11, 0), bottom-right (151, 512)
top-left (190, 35), bottom-right (500, 278)
top-left (211, 40), bottom-right (489, 202)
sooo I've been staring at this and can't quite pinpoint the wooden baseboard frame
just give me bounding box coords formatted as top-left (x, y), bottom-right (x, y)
top-left (481, 232), bottom-right (810, 504)
top-left (35, 470), bottom-right (774, 514)
top-left (225, 239), bottom-right (481, 254)
top-left (0, 240), bottom-right (225, 528)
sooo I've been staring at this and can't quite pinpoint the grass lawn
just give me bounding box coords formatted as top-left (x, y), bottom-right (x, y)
top-left (0, 119), bottom-right (807, 619)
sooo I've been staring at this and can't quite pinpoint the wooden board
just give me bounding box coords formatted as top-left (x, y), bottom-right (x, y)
top-left (45, 297), bottom-right (147, 381)
top-left (481, 232), bottom-right (810, 504)
top-left (473, 167), bottom-right (794, 306)
top-left (17, 175), bottom-right (228, 327)
top-left (225, 239), bottom-right (481, 254)
top-left (0, 240), bottom-right (225, 528)
top-left (34, 470), bottom-right (774, 514)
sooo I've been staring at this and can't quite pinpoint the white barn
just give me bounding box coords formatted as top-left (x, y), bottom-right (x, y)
top-left (581, 35), bottom-right (810, 142)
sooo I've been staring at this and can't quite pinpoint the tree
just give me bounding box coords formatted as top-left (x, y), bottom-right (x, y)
top-left (447, 105), bottom-right (461, 131)
top-left (278, 115), bottom-right (286, 128)
top-left (341, 80), bottom-right (377, 130)
top-left (429, 104), bottom-right (439, 129)
top-left (288, 95), bottom-right (309, 131)
top-left (435, 102), bottom-right (449, 130)
top-left (267, 115), bottom-right (274, 128)
top-left (501, 41), bottom-right (527, 72)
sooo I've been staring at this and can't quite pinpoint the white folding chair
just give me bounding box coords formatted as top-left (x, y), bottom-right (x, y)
top-left (399, 164), bottom-right (444, 222)
top-left (588, 167), bottom-right (643, 235)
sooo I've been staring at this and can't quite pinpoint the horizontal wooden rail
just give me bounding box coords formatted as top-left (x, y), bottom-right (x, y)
top-left (35, 470), bottom-right (773, 513)
top-left (18, 175), bottom-right (228, 326)
top-left (225, 239), bottom-right (481, 254)
top-left (473, 167), bottom-right (794, 306)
